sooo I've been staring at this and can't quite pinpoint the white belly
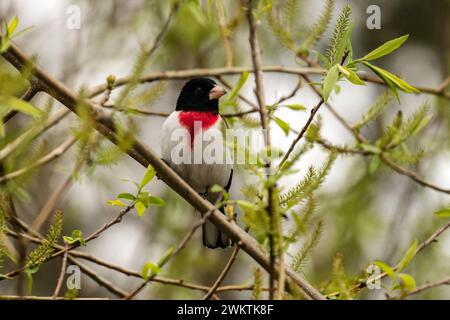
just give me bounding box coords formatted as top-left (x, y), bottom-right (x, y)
top-left (160, 111), bottom-right (232, 194)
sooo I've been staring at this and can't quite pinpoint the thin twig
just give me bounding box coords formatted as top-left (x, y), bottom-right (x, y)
top-left (68, 256), bottom-right (128, 298)
top-left (52, 243), bottom-right (69, 299)
top-left (407, 276), bottom-right (450, 297)
top-left (0, 136), bottom-right (77, 183)
top-left (124, 210), bottom-right (215, 300)
top-left (380, 154), bottom-right (450, 194)
top-left (273, 76), bottom-right (303, 106)
top-left (87, 66), bottom-right (450, 100)
top-left (278, 97), bottom-right (324, 170)
top-left (202, 245), bottom-right (240, 300)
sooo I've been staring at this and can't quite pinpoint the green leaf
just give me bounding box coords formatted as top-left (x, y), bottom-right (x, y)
top-left (397, 240), bottom-right (417, 272)
top-left (274, 116), bottom-right (290, 136)
top-left (398, 273), bottom-right (416, 292)
top-left (369, 155), bottom-right (381, 174)
top-left (285, 104), bottom-right (306, 111)
top-left (335, 20), bottom-right (353, 66)
top-left (148, 196), bottom-right (165, 207)
top-left (210, 184), bottom-right (225, 193)
top-left (117, 193), bottom-right (135, 200)
top-left (25, 265), bottom-right (39, 295)
top-left (374, 260), bottom-right (395, 279)
top-left (362, 62), bottom-right (419, 94)
top-left (135, 201), bottom-right (146, 217)
top-left (337, 65), bottom-right (365, 85)
top-left (6, 16), bottom-right (19, 37)
top-left (227, 71), bottom-right (249, 102)
top-left (360, 35), bottom-right (409, 61)
top-left (140, 165), bottom-right (156, 189)
top-left (236, 200), bottom-right (259, 211)
top-left (0, 96), bottom-right (44, 118)
top-left (358, 143), bottom-right (381, 154)
top-left (63, 230), bottom-right (86, 246)
top-left (157, 245), bottom-right (175, 267)
top-left (107, 199), bottom-right (127, 207)
top-left (411, 114), bottom-right (432, 136)
top-left (10, 26), bottom-right (33, 40)
top-left (434, 207), bottom-right (450, 218)
top-left (141, 262), bottom-right (161, 280)
top-left (323, 65), bottom-right (339, 101)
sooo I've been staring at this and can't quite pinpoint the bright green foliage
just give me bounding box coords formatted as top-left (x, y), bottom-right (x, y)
top-left (278, 142), bottom-right (313, 172)
top-left (322, 253), bottom-right (358, 299)
top-left (374, 240), bottom-right (418, 298)
top-left (274, 116), bottom-right (290, 136)
top-left (25, 210), bottom-right (63, 270)
top-left (354, 91), bottom-right (392, 130)
top-left (291, 219), bottom-right (323, 272)
top-left (325, 5), bottom-right (352, 67)
top-left (64, 288), bottom-right (79, 299)
top-left (388, 145), bottom-right (424, 166)
top-left (378, 104), bottom-right (431, 149)
top-left (337, 64), bottom-right (365, 85)
top-left (63, 230), bottom-right (86, 246)
top-left (359, 35), bottom-right (409, 61)
top-left (0, 16), bottom-right (32, 52)
top-left (0, 17), bottom-right (41, 137)
top-left (362, 62), bottom-right (419, 97)
top-left (280, 152), bottom-right (336, 206)
top-left (323, 64), bottom-right (339, 101)
top-left (141, 261), bottom-right (161, 280)
top-left (107, 164), bottom-right (165, 216)
top-left (434, 207), bottom-right (450, 218)
top-left (0, 96), bottom-right (44, 137)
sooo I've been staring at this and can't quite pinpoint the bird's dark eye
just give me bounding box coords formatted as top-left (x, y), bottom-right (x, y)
top-left (194, 87), bottom-right (204, 95)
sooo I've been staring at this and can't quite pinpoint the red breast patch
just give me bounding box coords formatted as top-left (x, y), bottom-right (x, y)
top-left (178, 111), bottom-right (220, 146)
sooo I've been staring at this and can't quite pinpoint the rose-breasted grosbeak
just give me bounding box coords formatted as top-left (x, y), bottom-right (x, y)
top-left (161, 78), bottom-right (233, 249)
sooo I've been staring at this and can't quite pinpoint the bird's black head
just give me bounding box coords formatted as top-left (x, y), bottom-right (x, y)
top-left (176, 78), bottom-right (226, 112)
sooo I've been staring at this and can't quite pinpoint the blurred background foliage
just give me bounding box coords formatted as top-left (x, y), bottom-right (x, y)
top-left (0, 0), bottom-right (449, 299)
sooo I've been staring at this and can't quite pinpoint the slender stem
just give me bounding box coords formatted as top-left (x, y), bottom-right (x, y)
top-left (124, 210), bottom-right (215, 300)
top-left (407, 276), bottom-right (450, 297)
top-left (86, 66), bottom-right (450, 100)
top-left (246, 0), bottom-right (278, 300)
top-left (0, 136), bottom-right (77, 183)
top-left (68, 256), bottom-right (128, 298)
top-left (278, 98), bottom-right (324, 170)
top-left (52, 243), bottom-right (69, 299)
top-left (202, 245), bottom-right (240, 300)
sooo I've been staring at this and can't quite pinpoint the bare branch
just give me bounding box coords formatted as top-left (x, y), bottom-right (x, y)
top-left (52, 243), bottom-right (69, 299)
top-left (202, 245), bottom-right (240, 300)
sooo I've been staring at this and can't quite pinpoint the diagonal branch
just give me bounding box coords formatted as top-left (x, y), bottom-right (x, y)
top-left (1, 41), bottom-right (325, 300)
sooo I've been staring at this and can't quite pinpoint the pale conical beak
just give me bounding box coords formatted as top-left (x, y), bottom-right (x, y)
top-left (209, 85), bottom-right (227, 100)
